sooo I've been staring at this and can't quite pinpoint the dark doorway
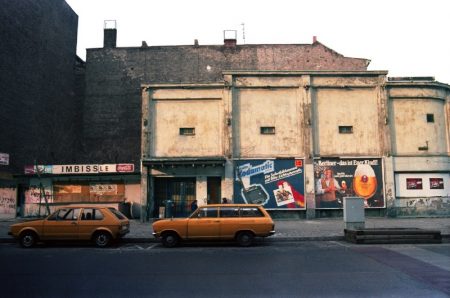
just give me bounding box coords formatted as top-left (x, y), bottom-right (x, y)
top-left (153, 178), bottom-right (196, 218)
top-left (207, 177), bottom-right (221, 204)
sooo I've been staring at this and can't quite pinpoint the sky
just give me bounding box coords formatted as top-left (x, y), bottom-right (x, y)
top-left (65, 0), bottom-right (450, 84)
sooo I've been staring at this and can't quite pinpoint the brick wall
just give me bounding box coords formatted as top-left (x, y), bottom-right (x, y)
top-left (83, 40), bottom-right (369, 166)
top-left (0, 0), bottom-right (81, 174)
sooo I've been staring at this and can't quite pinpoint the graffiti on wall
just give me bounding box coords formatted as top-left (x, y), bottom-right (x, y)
top-left (25, 187), bottom-right (53, 204)
top-left (0, 188), bottom-right (16, 218)
top-left (396, 196), bottom-right (450, 216)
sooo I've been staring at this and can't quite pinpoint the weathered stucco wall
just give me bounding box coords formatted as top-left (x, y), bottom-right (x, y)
top-left (85, 41), bottom-right (369, 167)
top-left (145, 87), bottom-right (225, 157)
top-left (237, 88), bottom-right (304, 157)
top-left (313, 76), bottom-right (383, 156)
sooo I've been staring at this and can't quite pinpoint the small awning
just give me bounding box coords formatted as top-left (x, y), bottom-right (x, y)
top-left (142, 157), bottom-right (226, 168)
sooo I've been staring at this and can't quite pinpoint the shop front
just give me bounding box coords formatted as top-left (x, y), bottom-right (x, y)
top-left (143, 158), bottom-right (226, 218)
top-left (19, 163), bottom-right (140, 218)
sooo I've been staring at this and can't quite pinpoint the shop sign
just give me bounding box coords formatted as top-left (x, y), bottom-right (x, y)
top-left (0, 153), bottom-right (9, 165)
top-left (24, 163), bottom-right (135, 175)
top-left (234, 159), bottom-right (305, 209)
top-left (24, 165), bottom-right (53, 175)
top-left (314, 158), bottom-right (384, 209)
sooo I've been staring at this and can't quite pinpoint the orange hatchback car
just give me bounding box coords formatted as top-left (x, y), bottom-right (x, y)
top-left (9, 206), bottom-right (130, 248)
top-left (152, 204), bottom-right (275, 247)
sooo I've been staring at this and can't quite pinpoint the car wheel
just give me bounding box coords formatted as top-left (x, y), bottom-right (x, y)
top-left (20, 231), bottom-right (37, 248)
top-left (93, 231), bottom-right (111, 248)
top-left (236, 231), bottom-right (254, 247)
top-left (161, 232), bottom-right (179, 248)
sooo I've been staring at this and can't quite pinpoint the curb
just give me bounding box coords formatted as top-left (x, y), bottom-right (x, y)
top-left (2, 234), bottom-right (448, 244)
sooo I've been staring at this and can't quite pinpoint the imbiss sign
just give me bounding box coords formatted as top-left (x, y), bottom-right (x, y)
top-left (25, 164), bottom-right (135, 175)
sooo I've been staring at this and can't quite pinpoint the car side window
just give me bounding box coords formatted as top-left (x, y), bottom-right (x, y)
top-left (57, 208), bottom-right (71, 220)
top-left (47, 211), bottom-right (58, 220)
top-left (240, 207), bottom-right (264, 217)
top-left (197, 207), bottom-right (218, 218)
top-left (220, 207), bottom-right (239, 218)
top-left (81, 208), bottom-right (104, 220)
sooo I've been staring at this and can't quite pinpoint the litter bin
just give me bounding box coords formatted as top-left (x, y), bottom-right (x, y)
top-left (165, 200), bottom-right (174, 218)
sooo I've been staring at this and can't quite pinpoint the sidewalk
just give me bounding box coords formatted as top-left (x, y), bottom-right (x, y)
top-left (1, 217), bottom-right (449, 243)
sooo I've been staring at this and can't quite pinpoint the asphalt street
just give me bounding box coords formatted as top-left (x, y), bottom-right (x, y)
top-left (1, 241), bottom-right (449, 298)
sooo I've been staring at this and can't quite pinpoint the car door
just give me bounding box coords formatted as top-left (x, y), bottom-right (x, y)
top-left (187, 207), bottom-right (220, 239)
top-left (78, 208), bottom-right (105, 240)
top-left (42, 208), bottom-right (81, 240)
top-left (219, 206), bottom-right (241, 239)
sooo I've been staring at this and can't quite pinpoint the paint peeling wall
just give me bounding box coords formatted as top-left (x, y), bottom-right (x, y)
top-left (148, 88), bottom-right (224, 157)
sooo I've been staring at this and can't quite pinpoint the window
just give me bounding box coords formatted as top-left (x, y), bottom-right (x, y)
top-left (81, 208), bottom-right (104, 220)
top-left (49, 208), bottom-right (81, 220)
top-left (180, 127), bottom-right (195, 135)
top-left (260, 126), bottom-right (275, 134)
top-left (220, 207), bottom-right (239, 218)
top-left (426, 114), bottom-right (434, 123)
top-left (197, 207), bottom-right (218, 218)
top-left (109, 208), bottom-right (127, 220)
top-left (339, 126), bottom-right (353, 134)
top-left (240, 207), bottom-right (264, 217)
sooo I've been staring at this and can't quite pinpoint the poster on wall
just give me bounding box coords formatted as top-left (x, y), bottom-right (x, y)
top-left (234, 159), bottom-right (305, 209)
top-left (406, 178), bottom-right (423, 190)
top-left (0, 188), bottom-right (16, 218)
top-left (430, 178), bottom-right (444, 189)
top-left (314, 158), bottom-right (384, 209)
top-left (54, 184), bottom-right (82, 194)
top-left (25, 186), bottom-right (53, 204)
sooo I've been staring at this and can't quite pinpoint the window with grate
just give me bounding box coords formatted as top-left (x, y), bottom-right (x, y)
top-left (179, 127), bottom-right (195, 135)
top-left (338, 126), bottom-right (353, 134)
top-left (260, 126), bottom-right (275, 134)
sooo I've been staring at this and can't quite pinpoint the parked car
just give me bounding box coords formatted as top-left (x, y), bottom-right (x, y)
top-left (152, 204), bottom-right (275, 247)
top-left (9, 206), bottom-right (130, 248)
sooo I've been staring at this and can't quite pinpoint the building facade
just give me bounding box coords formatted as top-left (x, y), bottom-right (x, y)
top-left (0, 0), bottom-right (83, 219)
top-left (141, 73), bottom-right (450, 219)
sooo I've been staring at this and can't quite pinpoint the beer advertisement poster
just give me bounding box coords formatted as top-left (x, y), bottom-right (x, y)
top-left (314, 158), bottom-right (384, 209)
top-left (234, 159), bottom-right (305, 209)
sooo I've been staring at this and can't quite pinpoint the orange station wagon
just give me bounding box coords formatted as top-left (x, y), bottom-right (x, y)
top-left (152, 204), bottom-right (275, 247)
top-left (9, 206), bottom-right (130, 248)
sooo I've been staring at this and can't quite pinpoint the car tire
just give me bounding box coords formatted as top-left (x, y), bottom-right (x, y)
top-left (236, 231), bottom-right (254, 247)
top-left (19, 231), bottom-right (37, 248)
top-left (161, 232), bottom-right (179, 248)
top-left (93, 231), bottom-right (111, 248)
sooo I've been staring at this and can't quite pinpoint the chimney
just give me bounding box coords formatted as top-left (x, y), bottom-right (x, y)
top-left (312, 36), bottom-right (317, 44)
top-left (223, 30), bottom-right (237, 48)
top-left (104, 20), bottom-right (117, 48)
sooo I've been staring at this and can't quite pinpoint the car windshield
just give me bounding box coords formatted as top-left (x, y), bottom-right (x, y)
top-left (108, 207), bottom-right (127, 220)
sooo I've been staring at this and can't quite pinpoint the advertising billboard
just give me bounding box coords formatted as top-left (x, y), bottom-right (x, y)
top-left (314, 158), bottom-right (384, 209)
top-left (234, 159), bottom-right (305, 209)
